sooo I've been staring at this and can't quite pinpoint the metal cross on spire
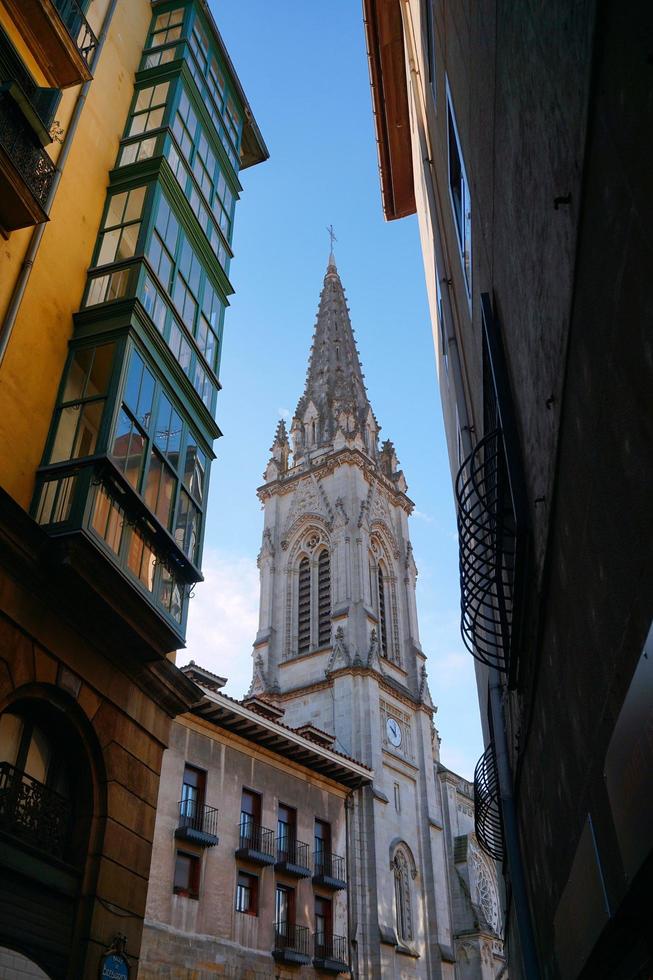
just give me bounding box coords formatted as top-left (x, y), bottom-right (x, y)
top-left (327, 224), bottom-right (337, 256)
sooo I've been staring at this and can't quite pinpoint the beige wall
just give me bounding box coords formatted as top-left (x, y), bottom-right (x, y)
top-left (140, 715), bottom-right (352, 979)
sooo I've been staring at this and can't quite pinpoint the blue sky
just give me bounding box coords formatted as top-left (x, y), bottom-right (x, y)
top-left (182, 0), bottom-right (483, 780)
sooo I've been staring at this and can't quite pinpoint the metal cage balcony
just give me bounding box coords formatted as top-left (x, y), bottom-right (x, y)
top-left (273, 922), bottom-right (310, 964)
top-left (175, 799), bottom-right (219, 847)
top-left (455, 428), bottom-right (518, 674)
top-left (473, 742), bottom-right (504, 862)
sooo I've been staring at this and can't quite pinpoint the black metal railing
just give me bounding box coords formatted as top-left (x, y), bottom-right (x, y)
top-left (473, 743), bottom-right (504, 861)
top-left (238, 820), bottom-right (275, 857)
top-left (313, 850), bottom-right (346, 883)
top-left (276, 836), bottom-right (310, 868)
top-left (52, 0), bottom-right (98, 66)
top-left (0, 91), bottom-right (56, 209)
top-left (455, 428), bottom-right (517, 673)
top-left (274, 922), bottom-right (310, 957)
top-left (314, 933), bottom-right (348, 963)
top-left (177, 799), bottom-right (219, 837)
top-left (0, 761), bottom-right (71, 858)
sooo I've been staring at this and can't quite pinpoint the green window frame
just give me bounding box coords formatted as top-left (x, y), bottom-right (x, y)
top-left (147, 7), bottom-right (185, 49)
top-left (186, 9), bottom-right (242, 166)
top-left (166, 138), bottom-right (230, 268)
top-left (95, 186), bottom-right (147, 268)
top-left (118, 134), bottom-right (158, 168)
top-left (108, 345), bottom-right (208, 563)
top-left (48, 343), bottom-right (116, 465)
top-left (128, 81), bottom-right (170, 137)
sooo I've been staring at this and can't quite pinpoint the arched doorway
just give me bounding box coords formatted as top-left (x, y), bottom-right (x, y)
top-left (0, 693), bottom-right (98, 978)
top-left (0, 946), bottom-right (51, 978)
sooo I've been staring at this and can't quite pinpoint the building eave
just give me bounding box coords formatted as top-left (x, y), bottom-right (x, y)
top-left (362, 0), bottom-right (416, 220)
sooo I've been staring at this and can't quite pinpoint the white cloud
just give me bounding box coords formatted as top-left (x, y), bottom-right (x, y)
top-left (412, 509), bottom-right (434, 523)
top-left (278, 406), bottom-right (291, 421)
top-left (178, 548), bottom-right (260, 700)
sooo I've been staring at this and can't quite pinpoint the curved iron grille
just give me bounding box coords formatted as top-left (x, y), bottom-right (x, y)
top-left (0, 93), bottom-right (56, 209)
top-left (455, 428), bottom-right (517, 672)
top-left (474, 743), bottom-right (504, 861)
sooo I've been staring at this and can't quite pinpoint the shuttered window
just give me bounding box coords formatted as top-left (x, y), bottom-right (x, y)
top-left (298, 557), bottom-right (310, 654)
top-left (318, 550), bottom-right (331, 646)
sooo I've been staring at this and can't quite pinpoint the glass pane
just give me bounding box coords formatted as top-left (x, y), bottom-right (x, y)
top-left (52, 475), bottom-right (76, 522)
top-left (138, 137), bottom-right (157, 160)
top-left (140, 539), bottom-right (155, 590)
top-left (107, 269), bottom-right (129, 301)
top-left (155, 393), bottom-right (172, 452)
top-left (148, 106), bottom-right (164, 129)
top-left (144, 449), bottom-right (163, 515)
top-left (120, 143), bottom-right (138, 166)
top-left (97, 229), bottom-right (120, 266)
top-left (184, 442), bottom-right (206, 503)
top-left (124, 350), bottom-right (143, 411)
top-left (167, 409), bottom-right (182, 467)
top-left (129, 113), bottom-right (146, 136)
top-left (116, 222), bottom-right (139, 261)
top-left (87, 343), bottom-right (115, 397)
top-left (50, 405), bottom-right (80, 462)
top-left (86, 275), bottom-right (108, 306)
top-left (135, 86), bottom-right (153, 112)
top-left (0, 712), bottom-right (23, 766)
top-left (72, 401), bottom-right (103, 457)
top-left (63, 348), bottom-right (92, 402)
top-left (105, 192), bottom-right (127, 228)
top-left (36, 479), bottom-right (57, 524)
top-left (125, 186), bottom-right (146, 221)
top-left (158, 464), bottom-right (176, 527)
top-left (127, 528), bottom-right (144, 578)
top-left (24, 725), bottom-right (50, 784)
top-left (153, 82), bottom-right (169, 105)
top-left (138, 370), bottom-right (155, 428)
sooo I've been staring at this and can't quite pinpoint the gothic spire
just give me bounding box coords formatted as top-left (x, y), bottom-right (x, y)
top-left (293, 254), bottom-right (378, 454)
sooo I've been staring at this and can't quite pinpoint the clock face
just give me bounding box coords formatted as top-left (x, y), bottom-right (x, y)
top-left (386, 717), bottom-right (402, 747)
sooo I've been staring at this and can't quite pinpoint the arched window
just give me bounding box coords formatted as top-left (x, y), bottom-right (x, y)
top-left (392, 848), bottom-right (413, 942)
top-left (377, 564), bottom-right (388, 657)
top-left (0, 701), bottom-right (92, 866)
top-left (317, 549), bottom-right (331, 646)
top-left (298, 557), bottom-right (311, 654)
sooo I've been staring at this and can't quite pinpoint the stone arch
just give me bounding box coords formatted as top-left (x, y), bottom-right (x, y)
top-left (389, 840), bottom-right (417, 943)
top-left (0, 682), bottom-right (107, 979)
top-left (284, 521), bottom-right (332, 659)
top-left (0, 947), bottom-right (50, 978)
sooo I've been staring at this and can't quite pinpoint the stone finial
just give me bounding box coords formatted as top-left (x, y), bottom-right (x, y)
top-left (380, 439), bottom-right (398, 478)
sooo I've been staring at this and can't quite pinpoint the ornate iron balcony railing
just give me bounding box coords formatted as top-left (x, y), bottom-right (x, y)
top-left (314, 932), bottom-right (348, 964)
top-left (53, 0), bottom-right (98, 67)
top-left (473, 743), bottom-right (504, 861)
top-left (0, 761), bottom-right (71, 859)
top-left (274, 922), bottom-right (310, 957)
top-left (455, 428), bottom-right (517, 673)
top-left (313, 850), bottom-right (346, 885)
top-left (0, 91), bottom-right (56, 210)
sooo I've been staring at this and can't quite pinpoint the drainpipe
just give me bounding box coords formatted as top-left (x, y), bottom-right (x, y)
top-left (345, 790), bottom-right (358, 979)
top-left (0, 0), bottom-right (119, 367)
top-left (398, 4), bottom-right (540, 978)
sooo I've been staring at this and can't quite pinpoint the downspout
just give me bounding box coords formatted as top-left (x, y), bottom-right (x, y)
top-left (0, 0), bottom-right (119, 367)
top-left (398, 3), bottom-right (540, 978)
top-left (345, 790), bottom-right (358, 979)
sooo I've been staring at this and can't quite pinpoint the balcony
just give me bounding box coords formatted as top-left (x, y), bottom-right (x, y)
top-left (313, 933), bottom-right (349, 974)
top-left (0, 89), bottom-right (55, 234)
top-left (275, 837), bottom-right (311, 878)
top-left (0, 762), bottom-right (71, 860)
top-left (313, 850), bottom-right (347, 890)
top-left (2, 0), bottom-right (98, 88)
top-left (33, 457), bottom-right (200, 653)
top-left (174, 800), bottom-right (219, 848)
top-left (235, 821), bottom-right (275, 866)
top-left (273, 923), bottom-right (310, 966)
top-left (473, 742), bottom-right (504, 862)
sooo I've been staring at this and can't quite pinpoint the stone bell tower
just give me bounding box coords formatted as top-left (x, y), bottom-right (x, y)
top-left (249, 252), bottom-right (458, 977)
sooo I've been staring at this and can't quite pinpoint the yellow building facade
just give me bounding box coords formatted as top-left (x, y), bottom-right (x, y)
top-left (0, 1), bottom-right (266, 976)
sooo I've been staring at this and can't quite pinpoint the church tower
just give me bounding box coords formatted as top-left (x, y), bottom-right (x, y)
top-left (250, 254), bottom-right (456, 976)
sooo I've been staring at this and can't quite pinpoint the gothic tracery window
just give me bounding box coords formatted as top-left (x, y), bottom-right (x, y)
top-left (377, 563), bottom-right (388, 656)
top-left (294, 531), bottom-right (331, 655)
top-left (392, 847), bottom-right (413, 943)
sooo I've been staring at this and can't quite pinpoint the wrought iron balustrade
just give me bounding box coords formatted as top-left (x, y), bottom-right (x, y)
top-left (313, 849), bottom-right (346, 885)
top-left (52, 0), bottom-right (98, 66)
top-left (455, 428), bottom-right (517, 673)
top-left (473, 743), bottom-right (504, 861)
top-left (314, 932), bottom-right (348, 964)
top-left (0, 91), bottom-right (56, 209)
top-left (0, 761), bottom-right (71, 858)
top-left (237, 820), bottom-right (274, 858)
top-left (176, 799), bottom-right (219, 846)
top-left (274, 922), bottom-right (310, 957)
top-left (276, 836), bottom-right (310, 870)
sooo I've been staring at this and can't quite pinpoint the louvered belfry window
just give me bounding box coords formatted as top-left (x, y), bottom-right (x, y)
top-left (298, 557), bottom-right (311, 654)
top-left (317, 550), bottom-right (331, 646)
top-left (378, 565), bottom-right (388, 656)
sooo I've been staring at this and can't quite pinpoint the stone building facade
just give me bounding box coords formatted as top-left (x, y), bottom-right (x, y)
top-left (363, 1), bottom-right (652, 977)
top-left (140, 257), bottom-right (505, 979)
